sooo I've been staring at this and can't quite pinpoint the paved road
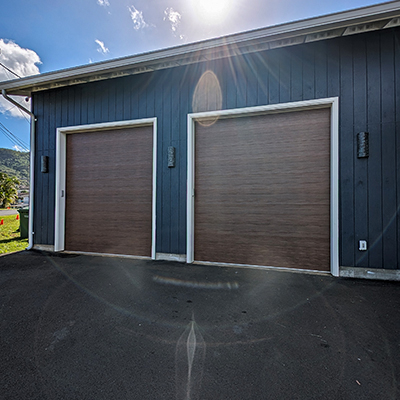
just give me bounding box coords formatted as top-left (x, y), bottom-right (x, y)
top-left (0, 250), bottom-right (399, 399)
top-left (0, 209), bottom-right (18, 216)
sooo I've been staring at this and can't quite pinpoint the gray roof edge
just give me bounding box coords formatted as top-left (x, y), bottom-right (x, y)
top-left (1, 0), bottom-right (400, 94)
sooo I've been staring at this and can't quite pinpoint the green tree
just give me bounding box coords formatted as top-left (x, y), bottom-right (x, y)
top-left (0, 173), bottom-right (20, 208)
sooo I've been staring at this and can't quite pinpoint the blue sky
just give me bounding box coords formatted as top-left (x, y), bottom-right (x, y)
top-left (0, 0), bottom-right (387, 151)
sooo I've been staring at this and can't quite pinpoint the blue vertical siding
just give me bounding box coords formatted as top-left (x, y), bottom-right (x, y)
top-left (32, 27), bottom-right (400, 269)
top-left (267, 51), bottom-right (280, 104)
top-left (353, 34), bottom-right (369, 268)
top-left (366, 33), bottom-right (383, 270)
top-left (339, 37), bottom-right (355, 267)
top-left (395, 29), bottom-right (400, 271)
top-left (380, 32), bottom-right (397, 270)
top-left (279, 50), bottom-right (291, 104)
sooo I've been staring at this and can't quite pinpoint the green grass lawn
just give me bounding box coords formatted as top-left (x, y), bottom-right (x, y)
top-left (0, 214), bottom-right (28, 254)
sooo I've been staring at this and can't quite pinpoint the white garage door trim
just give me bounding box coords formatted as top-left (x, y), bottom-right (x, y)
top-left (54, 118), bottom-right (157, 260)
top-left (187, 98), bottom-right (339, 276)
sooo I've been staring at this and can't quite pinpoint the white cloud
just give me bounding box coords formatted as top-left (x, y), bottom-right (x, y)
top-left (95, 39), bottom-right (109, 54)
top-left (97, 0), bottom-right (110, 7)
top-left (0, 39), bottom-right (40, 79)
top-left (164, 7), bottom-right (184, 40)
top-left (13, 145), bottom-right (28, 152)
top-left (128, 5), bottom-right (149, 30)
top-left (164, 7), bottom-right (181, 32)
top-left (0, 39), bottom-right (41, 118)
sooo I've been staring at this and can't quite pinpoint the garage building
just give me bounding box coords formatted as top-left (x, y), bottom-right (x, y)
top-left (1, 1), bottom-right (400, 279)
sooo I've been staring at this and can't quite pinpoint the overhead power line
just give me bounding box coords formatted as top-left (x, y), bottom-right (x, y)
top-left (0, 128), bottom-right (29, 152)
top-left (0, 54), bottom-right (29, 151)
top-left (0, 122), bottom-right (29, 149)
top-left (0, 122), bottom-right (29, 152)
top-left (0, 53), bottom-right (30, 122)
top-left (0, 50), bottom-right (21, 79)
top-left (0, 62), bottom-right (21, 79)
top-left (16, 105), bottom-right (30, 124)
top-left (1, 96), bottom-right (31, 124)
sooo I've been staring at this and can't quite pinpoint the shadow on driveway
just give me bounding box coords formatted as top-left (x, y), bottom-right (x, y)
top-left (0, 250), bottom-right (399, 399)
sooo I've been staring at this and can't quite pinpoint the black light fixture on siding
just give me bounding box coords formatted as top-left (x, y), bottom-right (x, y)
top-left (168, 146), bottom-right (176, 168)
top-left (357, 132), bottom-right (369, 158)
top-left (41, 155), bottom-right (49, 173)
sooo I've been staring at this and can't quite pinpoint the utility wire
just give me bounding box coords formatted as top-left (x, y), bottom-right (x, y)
top-left (0, 128), bottom-right (28, 151)
top-left (0, 122), bottom-right (29, 151)
top-left (0, 127), bottom-right (29, 152)
top-left (0, 62), bottom-right (21, 79)
top-left (1, 95), bottom-right (31, 124)
top-left (0, 49), bottom-right (21, 79)
top-left (0, 122), bottom-right (29, 149)
top-left (16, 105), bottom-right (30, 123)
top-left (0, 53), bottom-right (30, 150)
top-left (0, 53), bottom-right (30, 122)
top-left (0, 127), bottom-right (23, 150)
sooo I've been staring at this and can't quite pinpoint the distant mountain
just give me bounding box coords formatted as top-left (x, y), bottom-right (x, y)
top-left (0, 148), bottom-right (29, 186)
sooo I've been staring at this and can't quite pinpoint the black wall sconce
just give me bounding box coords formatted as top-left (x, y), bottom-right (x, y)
top-left (357, 132), bottom-right (369, 158)
top-left (41, 155), bottom-right (49, 173)
top-left (168, 146), bottom-right (176, 168)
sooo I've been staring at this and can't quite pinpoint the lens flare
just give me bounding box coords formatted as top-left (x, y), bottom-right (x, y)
top-left (193, 0), bottom-right (231, 23)
top-left (192, 70), bottom-right (222, 126)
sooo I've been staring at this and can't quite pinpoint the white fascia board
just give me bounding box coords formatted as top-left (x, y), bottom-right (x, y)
top-left (1, 1), bottom-right (400, 95)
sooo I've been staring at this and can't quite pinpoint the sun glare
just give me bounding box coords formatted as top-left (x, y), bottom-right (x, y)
top-left (194, 0), bottom-right (231, 23)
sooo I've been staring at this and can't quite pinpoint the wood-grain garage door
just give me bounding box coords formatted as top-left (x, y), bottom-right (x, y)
top-left (65, 126), bottom-right (153, 256)
top-left (194, 108), bottom-right (331, 271)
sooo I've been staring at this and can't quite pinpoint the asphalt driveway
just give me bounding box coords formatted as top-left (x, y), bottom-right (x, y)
top-left (0, 250), bottom-right (399, 399)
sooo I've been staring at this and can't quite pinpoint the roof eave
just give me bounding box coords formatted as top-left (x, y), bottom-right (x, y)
top-left (1, 0), bottom-right (400, 96)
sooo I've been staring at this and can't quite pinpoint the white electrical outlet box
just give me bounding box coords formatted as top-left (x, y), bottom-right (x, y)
top-left (359, 240), bottom-right (367, 251)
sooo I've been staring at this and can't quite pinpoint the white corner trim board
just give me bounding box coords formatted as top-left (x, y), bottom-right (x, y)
top-left (187, 98), bottom-right (340, 277)
top-left (54, 118), bottom-right (157, 260)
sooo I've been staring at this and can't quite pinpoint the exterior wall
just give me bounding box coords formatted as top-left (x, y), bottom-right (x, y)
top-left (32, 27), bottom-right (400, 270)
